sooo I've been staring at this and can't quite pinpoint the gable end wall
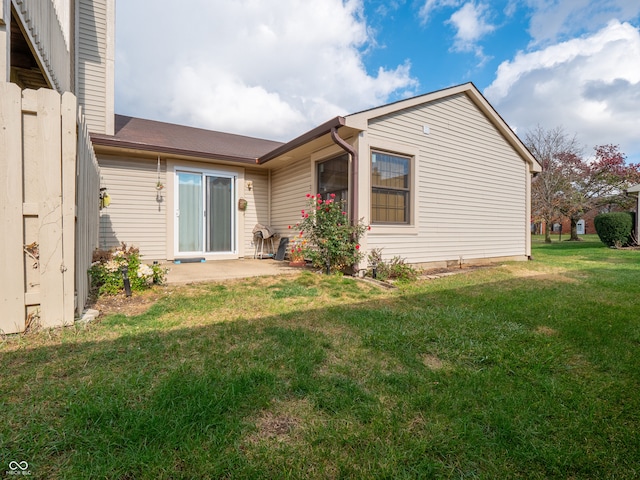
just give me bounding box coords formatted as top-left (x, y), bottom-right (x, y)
top-left (362, 92), bottom-right (528, 264)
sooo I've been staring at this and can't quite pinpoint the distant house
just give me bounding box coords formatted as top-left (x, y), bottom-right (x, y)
top-left (92, 83), bottom-right (542, 268)
top-left (558, 212), bottom-right (599, 235)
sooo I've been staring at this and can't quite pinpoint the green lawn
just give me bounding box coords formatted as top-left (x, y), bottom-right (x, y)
top-left (2, 237), bottom-right (639, 479)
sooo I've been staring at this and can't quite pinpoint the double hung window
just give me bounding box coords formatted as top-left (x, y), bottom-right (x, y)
top-left (371, 151), bottom-right (411, 224)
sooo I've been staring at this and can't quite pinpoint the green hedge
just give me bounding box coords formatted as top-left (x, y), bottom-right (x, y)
top-left (594, 212), bottom-right (634, 247)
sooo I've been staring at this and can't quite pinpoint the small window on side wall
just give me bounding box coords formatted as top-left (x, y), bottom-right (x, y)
top-left (371, 151), bottom-right (410, 224)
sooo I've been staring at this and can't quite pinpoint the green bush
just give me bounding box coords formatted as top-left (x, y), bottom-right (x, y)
top-left (89, 243), bottom-right (167, 295)
top-left (594, 212), bottom-right (634, 247)
top-left (367, 248), bottom-right (420, 282)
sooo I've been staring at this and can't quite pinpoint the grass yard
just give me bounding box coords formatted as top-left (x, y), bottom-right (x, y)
top-left (2, 236), bottom-right (639, 478)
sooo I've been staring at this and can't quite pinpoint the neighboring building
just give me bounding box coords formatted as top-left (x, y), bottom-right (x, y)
top-left (92, 83), bottom-right (542, 268)
top-left (557, 211), bottom-right (599, 235)
top-left (543, 201), bottom-right (636, 238)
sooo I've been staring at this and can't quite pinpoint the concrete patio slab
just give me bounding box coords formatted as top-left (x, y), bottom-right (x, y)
top-left (163, 258), bottom-right (303, 284)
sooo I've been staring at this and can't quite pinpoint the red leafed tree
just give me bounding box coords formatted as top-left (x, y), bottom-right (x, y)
top-left (557, 144), bottom-right (640, 240)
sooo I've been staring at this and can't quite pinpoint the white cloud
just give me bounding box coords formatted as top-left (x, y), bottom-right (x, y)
top-left (171, 67), bottom-right (307, 140)
top-left (115, 0), bottom-right (417, 141)
top-left (418, 0), bottom-right (462, 24)
top-left (485, 20), bottom-right (640, 162)
top-left (447, 2), bottom-right (496, 55)
top-left (523, 0), bottom-right (640, 45)
top-left (503, 0), bottom-right (518, 18)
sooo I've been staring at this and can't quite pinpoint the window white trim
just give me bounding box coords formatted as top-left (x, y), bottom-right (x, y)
top-left (371, 150), bottom-right (412, 225)
top-left (363, 139), bottom-right (419, 235)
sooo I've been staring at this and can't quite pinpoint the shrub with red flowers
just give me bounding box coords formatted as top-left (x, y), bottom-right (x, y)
top-left (289, 233), bottom-right (307, 262)
top-left (298, 193), bottom-right (368, 273)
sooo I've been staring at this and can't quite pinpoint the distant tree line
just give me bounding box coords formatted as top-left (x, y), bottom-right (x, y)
top-left (525, 126), bottom-right (640, 243)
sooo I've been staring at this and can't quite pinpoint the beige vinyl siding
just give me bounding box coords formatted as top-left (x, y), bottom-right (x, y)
top-left (270, 158), bottom-right (312, 239)
top-left (366, 92), bottom-right (527, 264)
top-left (243, 169), bottom-right (269, 256)
top-left (76, 0), bottom-right (113, 134)
top-left (97, 156), bottom-right (167, 260)
top-left (52, 0), bottom-right (71, 45)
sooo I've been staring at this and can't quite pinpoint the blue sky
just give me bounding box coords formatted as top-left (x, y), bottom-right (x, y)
top-left (362, 0), bottom-right (532, 95)
top-left (116, 0), bottom-right (640, 162)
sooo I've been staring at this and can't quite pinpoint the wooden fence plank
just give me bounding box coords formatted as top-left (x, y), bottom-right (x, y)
top-left (61, 92), bottom-right (77, 322)
top-left (0, 83), bottom-right (26, 334)
top-left (36, 88), bottom-right (65, 328)
top-left (75, 107), bottom-right (100, 314)
top-left (21, 89), bottom-right (41, 328)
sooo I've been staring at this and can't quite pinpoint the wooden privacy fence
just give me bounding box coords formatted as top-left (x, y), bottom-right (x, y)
top-left (75, 105), bottom-right (100, 321)
top-left (0, 83), bottom-right (99, 334)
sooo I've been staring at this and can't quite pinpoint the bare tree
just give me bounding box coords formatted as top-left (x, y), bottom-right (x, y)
top-left (525, 126), bottom-right (581, 243)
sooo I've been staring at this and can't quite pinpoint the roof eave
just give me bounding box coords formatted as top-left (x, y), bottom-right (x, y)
top-left (258, 116), bottom-right (347, 164)
top-left (627, 184), bottom-right (640, 194)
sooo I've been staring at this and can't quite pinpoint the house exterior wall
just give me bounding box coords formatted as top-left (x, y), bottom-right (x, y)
top-left (358, 92), bottom-right (530, 265)
top-left (97, 156), bottom-right (272, 261)
top-left (242, 168), bottom-right (270, 255)
top-left (97, 155), bottom-right (168, 260)
top-left (52, 0), bottom-right (71, 45)
top-left (270, 157), bottom-right (313, 237)
top-left (76, 0), bottom-right (114, 134)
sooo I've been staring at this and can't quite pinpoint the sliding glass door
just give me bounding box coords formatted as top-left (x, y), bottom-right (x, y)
top-left (176, 170), bottom-right (235, 255)
top-left (206, 176), bottom-right (233, 252)
top-left (177, 172), bottom-right (203, 253)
